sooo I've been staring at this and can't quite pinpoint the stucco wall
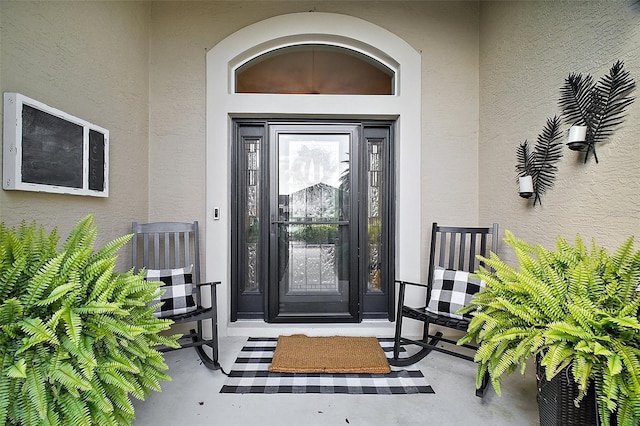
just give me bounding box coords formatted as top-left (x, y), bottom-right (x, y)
top-left (149, 1), bottom-right (481, 283)
top-left (0, 1), bottom-right (150, 266)
top-left (479, 0), bottom-right (640, 262)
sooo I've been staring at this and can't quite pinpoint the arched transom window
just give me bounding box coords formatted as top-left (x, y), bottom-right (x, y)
top-left (235, 44), bottom-right (395, 95)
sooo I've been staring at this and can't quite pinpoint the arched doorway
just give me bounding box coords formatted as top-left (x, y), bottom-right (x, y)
top-left (206, 12), bottom-right (421, 335)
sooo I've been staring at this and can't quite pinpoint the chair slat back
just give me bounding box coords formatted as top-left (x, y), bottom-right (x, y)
top-left (427, 222), bottom-right (498, 291)
top-left (132, 221), bottom-right (201, 283)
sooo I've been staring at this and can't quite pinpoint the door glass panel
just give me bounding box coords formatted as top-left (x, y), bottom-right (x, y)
top-left (276, 133), bottom-right (351, 316)
top-left (244, 139), bottom-right (260, 293)
top-left (367, 140), bottom-right (383, 293)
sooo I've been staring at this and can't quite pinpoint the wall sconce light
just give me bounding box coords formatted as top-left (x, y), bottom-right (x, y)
top-left (559, 61), bottom-right (635, 164)
top-left (515, 116), bottom-right (563, 206)
top-left (518, 175), bottom-right (534, 198)
top-left (566, 125), bottom-right (588, 151)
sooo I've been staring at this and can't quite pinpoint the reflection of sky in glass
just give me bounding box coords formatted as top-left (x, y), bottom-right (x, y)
top-left (278, 134), bottom-right (349, 195)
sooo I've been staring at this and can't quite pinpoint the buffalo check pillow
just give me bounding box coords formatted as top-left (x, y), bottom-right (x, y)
top-left (426, 266), bottom-right (486, 320)
top-left (146, 265), bottom-right (197, 318)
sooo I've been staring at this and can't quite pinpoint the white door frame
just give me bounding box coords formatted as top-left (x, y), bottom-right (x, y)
top-left (206, 12), bottom-right (422, 337)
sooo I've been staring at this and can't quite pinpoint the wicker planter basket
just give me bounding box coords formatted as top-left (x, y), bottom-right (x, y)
top-left (536, 359), bottom-right (600, 426)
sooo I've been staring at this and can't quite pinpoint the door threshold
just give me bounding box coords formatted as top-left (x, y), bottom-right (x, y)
top-left (224, 320), bottom-right (395, 338)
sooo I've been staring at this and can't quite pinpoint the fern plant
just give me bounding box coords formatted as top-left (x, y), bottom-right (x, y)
top-left (459, 231), bottom-right (640, 426)
top-left (0, 215), bottom-right (179, 426)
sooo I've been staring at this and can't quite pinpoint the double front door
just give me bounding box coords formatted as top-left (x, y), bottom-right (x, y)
top-left (231, 120), bottom-right (394, 322)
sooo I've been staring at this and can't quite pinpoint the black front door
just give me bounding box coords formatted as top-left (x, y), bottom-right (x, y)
top-left (268, 124), bottom-right (358, 321)
top-left (231, 119), bottom-right (394, 323)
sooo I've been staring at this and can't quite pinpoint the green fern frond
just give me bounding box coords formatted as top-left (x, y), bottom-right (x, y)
top-left (134, 316), bottom-right (172, 334)
top-left (613, 341), bottom-right (640, 392)
top-left (84, 257), bottom-right (117, 289)
top-left (121, 371), bottom-right (146, 400)
top-left (103, 382), bottom-right (135, 420)
top-left (58, 391), bottom-right (92, 426)
top-left (36, 282), bottom-right (78, 307)
top-left (21, 253), bottom-right (65, 309)
top-left (7, 358), bottom-right (27, 379)
top-left (61, 335), bottom-right (97, 373)
top-left (600, 366), bottom-right (619, 416)
top-left (545, 321), bottom-right (594, 343)
top-left (61, 306), bottom-right (83, 346)
top-left (26, 366), bottom-right (48, 420)
top-left (60, 246), bottom-right (92, 282)
top-left (619, 294), bottom-right (640, 319)
top-left (0, 298), bottom-right (23, 327)
top-left (17, 317), bottom-right (59, 353)
top-left (74, 301), bottom-right (128, 316)
top-left (609, 316), bottom-right (640, 331)
top-left (50, 361), bottom-right (93, 394)
top-left (494, 296), bottom-right (539, 324)
top-left (100, 353), bottom-right (141, 374)
top-left (141, 349), bottom-right (169, 369)
top-left (28, 226), bottom-right (59, 279)
top-left (115, 274), bottom-right (156, 303)
top-left (85, 258), bottom-right (117, 302)
top-left (42, 404), bottom-right (62, 426)
top-left (474, 337), bottom-right (503, 364)
top-left (135, 371), bottom-right (162, 394)
top-left (62, 215), bottom-right (97, 256)
top-left (0, 255), bottom-right (27, 302)
top-left (87, 262), bottom-right (123, 303)
top-left (540, 341), bottom-right (574, 379)
top-left (140, 364), bottom-right (172, 384)
top-left (146, 333), bottom-right (182, 350)
top-left (566, 300), bottom-right (599, 334)
top-left (87, 404), bottom-right (118, 426)
top-left (517, 269), bottom-right (565, 321)
top-left (88, 234), bottom-right (132, 265)
top-left (86, 376), bottom-right (114, 414)
top-left (97, 315), bottom-right (145, 340)
top-left (475, 362), bottom-right (490, 392)
top-left (571, 354), bottom-right (594, 394)
top-left (97, 369), bottom-right (136, 393)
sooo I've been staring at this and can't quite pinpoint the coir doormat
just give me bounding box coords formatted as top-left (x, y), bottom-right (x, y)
top-left (220, 337), bottom-right (435, 395)
top-left (270, 334), bottom-right (390, 374)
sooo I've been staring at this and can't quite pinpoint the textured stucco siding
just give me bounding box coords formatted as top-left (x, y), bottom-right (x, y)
top-left (0, 1), bottom-right (150, 268)
top-left (3, 0), bottom-right (639, 332)
top-left (479, 0), bottom-right (640, 262)
top-left (149, 1), bottom-right (480, 282)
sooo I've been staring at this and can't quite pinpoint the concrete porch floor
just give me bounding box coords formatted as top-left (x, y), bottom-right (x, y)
top-left (133, 336), bottom-right (539, 426)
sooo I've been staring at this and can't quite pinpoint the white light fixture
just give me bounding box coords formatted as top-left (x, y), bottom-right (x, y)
top-left (567, 125), bottom-right (588, 151)
top-left (519, 175), bottom-right (534, 199)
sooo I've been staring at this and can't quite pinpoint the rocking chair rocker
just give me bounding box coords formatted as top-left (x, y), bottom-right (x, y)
top-left (391, 222), bottom-right (498, 396)
top-left (132, 221), bottom-right (221, 370)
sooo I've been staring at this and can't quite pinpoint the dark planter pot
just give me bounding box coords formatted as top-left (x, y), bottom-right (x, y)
top-left (536, 359), bottom-right (600, 426)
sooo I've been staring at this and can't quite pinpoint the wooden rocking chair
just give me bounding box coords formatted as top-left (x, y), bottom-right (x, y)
top-left (132, 221), bottom-right (222, 370)
top-left (390, 222), bottom-right (498, 396)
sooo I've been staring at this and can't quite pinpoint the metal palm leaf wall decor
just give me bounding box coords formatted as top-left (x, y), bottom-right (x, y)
top-left (516, 116), bottom-right (564, 206)
top-left (559, 60), bottom-right (636, 163)
top-left (516, 61), bottom-right (635, 206)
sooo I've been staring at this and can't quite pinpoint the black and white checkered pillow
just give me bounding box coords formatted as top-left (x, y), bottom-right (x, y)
top-left (146, 265), bottom-right (197, 318)
top-left (426, 266), bottom-right (486, 320)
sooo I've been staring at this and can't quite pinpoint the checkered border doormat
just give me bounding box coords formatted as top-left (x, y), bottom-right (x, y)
top-left (220, 337), bottom-right (435, 394)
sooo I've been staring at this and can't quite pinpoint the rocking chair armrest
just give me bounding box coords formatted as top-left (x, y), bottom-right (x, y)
top-left (394, 279), bottom-right (429, 289)
top-left (193, 281), bottom-right (221, 310)
top-left (194, 281), bottom-right (222, 288)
